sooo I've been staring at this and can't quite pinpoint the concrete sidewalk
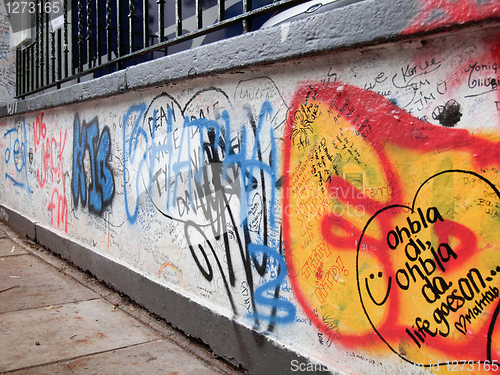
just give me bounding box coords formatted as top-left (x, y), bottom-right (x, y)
top-left (0, 222), bottom-right (244, 375)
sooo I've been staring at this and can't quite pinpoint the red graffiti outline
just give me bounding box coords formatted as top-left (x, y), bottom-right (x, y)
top-left (404, 0), bottom-right (500, 35)
top-left (34, 117), bottom-right (68, 233)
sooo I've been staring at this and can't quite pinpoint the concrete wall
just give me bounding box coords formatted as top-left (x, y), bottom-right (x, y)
top-left (2, 1), bottom-right (500, 374)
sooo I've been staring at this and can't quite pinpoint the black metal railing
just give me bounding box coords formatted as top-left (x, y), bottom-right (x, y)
top-left (15, 0), bottom-right (307, 98)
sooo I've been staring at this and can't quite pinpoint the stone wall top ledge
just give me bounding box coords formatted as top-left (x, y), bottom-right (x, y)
top-left (2, 0), bottom-right (500, 117)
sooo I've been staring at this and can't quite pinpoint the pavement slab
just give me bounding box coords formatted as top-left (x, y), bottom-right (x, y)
top-left (0, 299), bottom-right (161, 373)
top-left (0, 237), bottom-right (28, 257)
top-left (0, 222), bottom-right (242, 375)
top-left (0, 254), bottom-right (98, 313)
top-left (5, 339), bottom-right (224, 375)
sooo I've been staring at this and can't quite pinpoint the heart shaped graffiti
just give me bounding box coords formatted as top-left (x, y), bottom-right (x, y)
top-left (357, 169), bottom-right (500, 365)
top-left (122, 78), bottom-right (297, 327)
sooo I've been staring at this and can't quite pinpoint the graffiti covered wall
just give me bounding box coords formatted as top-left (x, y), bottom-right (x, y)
top-left (3, 20), bottom-right (500, 375)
